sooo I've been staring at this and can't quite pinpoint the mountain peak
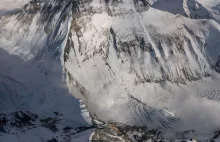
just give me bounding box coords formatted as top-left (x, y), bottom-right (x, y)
top-left (0, 0), bottom-right (220, 141)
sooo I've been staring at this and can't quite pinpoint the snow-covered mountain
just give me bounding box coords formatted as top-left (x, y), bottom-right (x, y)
top-left (0, 0), bottom-right (220, 141)
top-left (0, 0), bottom-right (93, 141)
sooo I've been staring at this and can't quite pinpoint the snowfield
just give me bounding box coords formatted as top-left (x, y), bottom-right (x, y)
top-left (0, 0), bottom-right (32, 16)
top-left (0, 0), bottom-right (220, 141)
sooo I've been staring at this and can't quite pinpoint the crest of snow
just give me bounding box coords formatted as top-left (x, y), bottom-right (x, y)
top-left (0, 0), bottom-right (31, 16)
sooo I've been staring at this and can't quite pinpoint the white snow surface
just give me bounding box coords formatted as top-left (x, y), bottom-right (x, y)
top-left (0, 0), bottom-right (91, 141)
top-left (65, 0), bottom-right (220, 139)
top-left (0, 0), bottom-right (31, 16)
top-left (0, 0), bottom-right (220, 141)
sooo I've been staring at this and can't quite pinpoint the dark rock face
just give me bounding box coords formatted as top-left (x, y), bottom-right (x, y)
top-left (0, 110), bottom-right (216, 141)
top-left (90, 122), bottom-right (220, 142)
top-left (9, 111), bottom-right (38, 128)
top-left (215, 55), bottom-right (220, 73)
top-left (91, 123), bottom-right (164, 142)
top-left (0, 111), bottom-right (94, 141)
top-left (0, 111), bottom-right (57, 132)
top-left (133, 0), bottom-right (150, 12)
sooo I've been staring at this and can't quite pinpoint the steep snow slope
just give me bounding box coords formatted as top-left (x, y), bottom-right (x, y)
top-left (64, 0), bottom-right (220, 139)
top-left (197, 0), bottom-right (220, 24)
top-left (152, 0), bottom-right (219, 22)
top-left (0, 0), bottom-right (32, 16)
top-left (0, 0), bottom-right (92, 141)
top-left (0, 0), bottom-right (220, 141)
top-left (197, 0), bottom-right (220, 7)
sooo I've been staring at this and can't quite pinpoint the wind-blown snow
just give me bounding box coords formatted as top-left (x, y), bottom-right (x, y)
top-left (0, 0), bottom-right (220, 141)
top-left (0, 0), bottom-right (31, 16)
top-left (65, 0), bottom-right (220, 139)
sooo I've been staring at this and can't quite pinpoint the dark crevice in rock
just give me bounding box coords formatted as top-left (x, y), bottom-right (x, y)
top-left (110, 27), bottom-right (118, 51)
top-left (214, 55), bottom-right (220, 73)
